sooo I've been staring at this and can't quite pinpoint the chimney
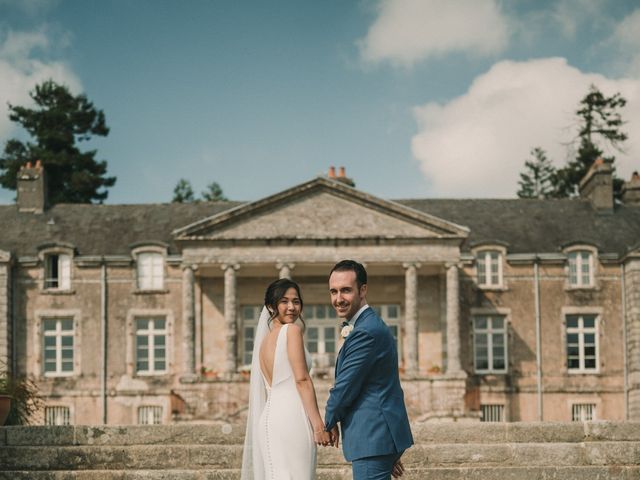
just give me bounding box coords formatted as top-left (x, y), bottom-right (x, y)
top-left (17, 160), bottom-right (48, 213)
top-left (622, 171), bottom-right (640, 206)
top-left (328, 166), bottom-right (336, 178)
top-left (579, 157), bottom-right (613, 212)
top-left (331, 165), bottom-right (355, 187)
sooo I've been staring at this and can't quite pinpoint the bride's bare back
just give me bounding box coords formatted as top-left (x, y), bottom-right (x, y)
top-left (259, 325), bottom-right (281, 387)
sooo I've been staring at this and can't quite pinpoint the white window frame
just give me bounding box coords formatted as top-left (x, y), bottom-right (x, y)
top-left (125, 309), bottom-right (174, 376)
top-left (473, 247), bottom-right (505, 289)
top-left (42, 317), bottom-right (75, 377)
top-left (34, 310), bottom-right (81, 378)
top-left (566, 248), bottom-right (595, 288)
top-left (134, 317), bottom-right (168, 375)
top-left (38, 246), bottom-right (74, 291)
top-left (565, 313), bottom-right (599, 374)
top-left (138, 405), bottom-right (164, 424)
top-left (472, 314), bottom-right (508, 374)
top-left (131, 245), bottom-right (167, 291)
top-left (44, 405), bottom-right (72, 425)
top-left (240, 305), bottom-right (262, 367)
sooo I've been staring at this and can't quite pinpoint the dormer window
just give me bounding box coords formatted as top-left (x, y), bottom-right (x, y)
top-left (137, 252), bottom-right (164, 290)
top-left (568, 250), bottom-right (593, 287)
top-left (44, 253), bottom-right (71, 290)
top-left (476, 250), bottom-right (503, 288)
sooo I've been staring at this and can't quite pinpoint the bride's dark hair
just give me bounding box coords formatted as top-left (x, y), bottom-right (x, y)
top-left (264, 278), bottom-right (305, 329)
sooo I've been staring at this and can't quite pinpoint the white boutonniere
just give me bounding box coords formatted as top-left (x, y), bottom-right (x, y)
top-left (340, 323), bottom-right (354, 338)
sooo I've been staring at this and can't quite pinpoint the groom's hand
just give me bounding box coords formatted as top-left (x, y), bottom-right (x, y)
top-left (330, 426), bottom-right (340, 448)
top-left (392, 459), bottom-right (405, 478)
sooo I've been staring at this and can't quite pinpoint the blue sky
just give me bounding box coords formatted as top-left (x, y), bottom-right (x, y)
top-left (1, 0), bottom-right (639, 204)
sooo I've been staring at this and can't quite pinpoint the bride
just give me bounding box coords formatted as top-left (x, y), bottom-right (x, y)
top-left (241, 278), bottom-right (332, 479)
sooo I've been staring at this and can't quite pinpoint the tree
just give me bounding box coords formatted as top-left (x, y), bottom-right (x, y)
top-left (172, 179), bottom-right (195, 203)
top-left (555, 85), bottom-right (627, 198)
top-left (0, 80), bottom-right (115, 204)
top-left (517, 147), bottom-right (557, 199)
top-left (201, 181), bottom-right (227, 201)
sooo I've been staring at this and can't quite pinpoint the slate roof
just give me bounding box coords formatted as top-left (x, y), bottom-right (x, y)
top-left (0, 196), bottom-right (638, 258)
top-left (0, 201), bottom-right (242, 257)
top-left (396, 198), bottom-right (640, 256)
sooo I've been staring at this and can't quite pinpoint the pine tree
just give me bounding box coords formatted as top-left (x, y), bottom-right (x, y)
top-left (517, 148), bottom-right (557, 199)
top-left (201, 181), bottom-right (227, 201)
top-left (172, 179), bottom-right (195, 203)
top-left (0, 80), bottom-right (115, 204)
top-left (555, 85), bottom-right (627, 198)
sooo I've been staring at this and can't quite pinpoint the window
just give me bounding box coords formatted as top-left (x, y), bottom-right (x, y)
top-left (45, 406), bottom-right (71, 425)
top-left (44, 253), bottom-right (71, 289)
top-left (568, 251), bottom-right (593, 287)
top-left (572, 403), bottom-right (595, 422)
top-left (135, 318), bottom-right (167, 374)
top-left (476, 250), bottom-right (502, 287)
top-left (480, 404), bottom-right (505, 422)
top-left (473, 315), bottom-right (507, 373)
top-left (43, 318), bottom-right (74, 376)
top-left (242, 305), bottom-right (262, 366)
top-left (303, 305), bottom-right (338, 369)
top-left (138, 406), bottom-right (163, 424)
top-left (566, 314), bottom-right (598, 372)
top-left (137, 252), bottom-right (164, 290)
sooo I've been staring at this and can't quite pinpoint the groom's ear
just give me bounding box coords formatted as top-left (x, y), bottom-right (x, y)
top-left (359, 284), bottom-right (368, 298)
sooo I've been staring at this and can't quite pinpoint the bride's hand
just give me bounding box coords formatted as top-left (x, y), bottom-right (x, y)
top-left (314, 429), bottom-right (331, 446)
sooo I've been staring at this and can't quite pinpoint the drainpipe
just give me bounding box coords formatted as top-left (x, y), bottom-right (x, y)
top-left (534, 260), bottom-right (543, 421)
top-left (621, 264), bottom-right (629, 420)
top-left (101, 260), bottom-right (108, 424)
top-left (11, 263), bottom-right (17, 375)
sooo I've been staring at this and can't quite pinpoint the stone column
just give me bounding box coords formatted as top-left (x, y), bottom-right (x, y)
top-left (223, 263), bottom-right (240, 377)
top-left (625, 258), bottom-right (640, 420)
top-left (277, 262), bottom-right (295, 280)
top-left (181, 265), bottom-right (197, 380)
top-left (446, 263), bottom-right (463, 375)
top-left (403, 262), bottom-right (420, 377)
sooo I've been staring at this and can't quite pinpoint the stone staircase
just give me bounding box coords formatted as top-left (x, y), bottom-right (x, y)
top-left (1, 422), bottom-right (640, 479)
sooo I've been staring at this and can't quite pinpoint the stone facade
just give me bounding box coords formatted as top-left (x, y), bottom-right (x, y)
top-left (2, 167), bottom-right (640, 426)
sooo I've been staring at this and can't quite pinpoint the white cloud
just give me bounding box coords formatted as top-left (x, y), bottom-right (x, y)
top-left (411, 57), bottom-right (640, 197)
top-left (358, 0), bottom-right (510, 67)
top-left (0, 28), bottom-right (81, 143)
top-left (610, 8), bottom-right (640, 77)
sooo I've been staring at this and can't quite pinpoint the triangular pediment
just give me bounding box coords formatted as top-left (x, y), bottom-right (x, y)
top-left (174, 177), bottom-right (468, 241)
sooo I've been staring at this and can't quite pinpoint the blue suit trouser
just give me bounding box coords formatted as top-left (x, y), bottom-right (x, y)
top-left (351, 452), bottom-right (403, 480)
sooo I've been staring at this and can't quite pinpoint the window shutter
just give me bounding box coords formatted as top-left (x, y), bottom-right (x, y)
top-left (59, 254), bottom-right (71, 290)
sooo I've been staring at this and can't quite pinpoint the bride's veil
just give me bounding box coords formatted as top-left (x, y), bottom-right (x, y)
top-left (240, 306), bottom-right (271, 480)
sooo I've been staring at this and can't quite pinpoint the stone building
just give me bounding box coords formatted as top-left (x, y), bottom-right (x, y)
top-left (1, 160), bottom-right (640, 426)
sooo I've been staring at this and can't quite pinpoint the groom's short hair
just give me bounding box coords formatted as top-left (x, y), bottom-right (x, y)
top-left (330, 260), bottom-right (367, 288)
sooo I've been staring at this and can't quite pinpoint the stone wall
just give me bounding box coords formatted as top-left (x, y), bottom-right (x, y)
top-left (625, 258), bottom-right (640, 420)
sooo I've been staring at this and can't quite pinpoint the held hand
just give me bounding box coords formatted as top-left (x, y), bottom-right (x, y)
top-left (314, 429), bottom-right (331, 447)
top-left (392, 459), bottom-right (405, 478)
top-left (329, 425), bottom-right (340, 449)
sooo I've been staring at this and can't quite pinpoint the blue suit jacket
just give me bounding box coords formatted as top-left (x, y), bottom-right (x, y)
top-left (325, 307), bottom-right (413, 462)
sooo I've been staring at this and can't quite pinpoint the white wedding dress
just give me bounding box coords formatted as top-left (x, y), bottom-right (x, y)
top-left (241, 310), bottom-right (317, 480)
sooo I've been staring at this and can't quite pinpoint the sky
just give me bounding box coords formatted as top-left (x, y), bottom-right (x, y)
top-left (1, 0), bottom-right (640, 204)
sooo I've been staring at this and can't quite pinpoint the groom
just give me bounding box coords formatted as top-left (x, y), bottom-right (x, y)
top-left (324, 260), bottom-right (413, 479)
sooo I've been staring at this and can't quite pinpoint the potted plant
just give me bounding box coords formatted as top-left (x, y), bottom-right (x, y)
top-left (0, 362), bottom-right (43, 425)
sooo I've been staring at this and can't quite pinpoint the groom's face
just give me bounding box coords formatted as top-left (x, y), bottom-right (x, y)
top-left (329, 269), bottom-right (367, 320)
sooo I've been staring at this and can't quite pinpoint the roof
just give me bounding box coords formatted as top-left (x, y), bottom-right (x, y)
top-left (0, 201), bottom-right (242, 257)
top-left (397, 198), bottom-right (640, 256)
top-left (0, 195), bottom-right (638, 258)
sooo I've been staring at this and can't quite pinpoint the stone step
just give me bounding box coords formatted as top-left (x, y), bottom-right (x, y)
top-left (2, 442), bottom-right (640, 471)
top-left (3, 422), bottom-right (640, 447)
top-left (2, 467), bottom-right (640, 480)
